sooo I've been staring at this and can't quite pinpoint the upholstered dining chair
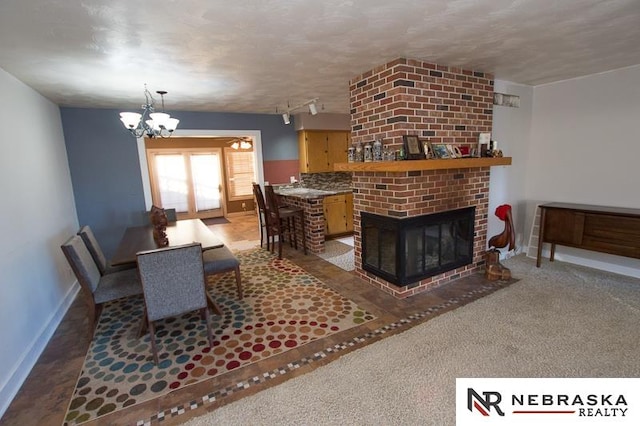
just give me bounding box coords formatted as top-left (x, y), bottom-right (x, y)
top-left (264, 185), bottom-right (308, 259)
top-left (136, 243), bottom-right (214, 365)
top-left (61, 235), bottom-right (142, 340)
top-left (78, 225), bottom-right (136, 275)
top-left (202, 246), bottom-right (243, 299)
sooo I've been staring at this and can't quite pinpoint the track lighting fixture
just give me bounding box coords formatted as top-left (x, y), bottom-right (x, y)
top-left (280, 98), bottom-right (319, 124)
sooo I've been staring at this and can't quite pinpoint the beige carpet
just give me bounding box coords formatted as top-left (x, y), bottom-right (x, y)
top-left (184, 255), bottom-right (640, 425)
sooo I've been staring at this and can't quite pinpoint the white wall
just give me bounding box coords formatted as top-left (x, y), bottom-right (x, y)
top-left (489, 80), bottom-right (533, 255)
top-left (0, 68), bottom-right (79, 416)
top-left (525, 64), bottom-right (640, 276)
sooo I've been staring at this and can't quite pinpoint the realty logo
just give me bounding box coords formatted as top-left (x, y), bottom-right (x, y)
top-left (467, 388), bottom-right (505, 416)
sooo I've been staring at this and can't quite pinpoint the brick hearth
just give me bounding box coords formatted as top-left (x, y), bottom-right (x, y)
top-left (349, 58), bottom-right (495, 298)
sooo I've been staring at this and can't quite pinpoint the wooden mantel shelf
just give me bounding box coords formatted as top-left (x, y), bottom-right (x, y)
top-left (334, 157), bottom-right (512, 172)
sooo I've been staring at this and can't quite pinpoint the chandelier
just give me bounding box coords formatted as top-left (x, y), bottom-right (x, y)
top-left (119, 85), bottom-right (180, 138)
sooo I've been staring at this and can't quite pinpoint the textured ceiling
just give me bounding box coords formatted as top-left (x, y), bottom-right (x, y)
top-left (1, 0), bottom-right (639, 114)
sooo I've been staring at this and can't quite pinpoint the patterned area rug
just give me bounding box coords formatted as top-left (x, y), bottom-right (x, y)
top-left (64, 248), bottom-right (375, 424)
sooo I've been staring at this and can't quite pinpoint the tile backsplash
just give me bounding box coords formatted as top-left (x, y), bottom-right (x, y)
top-left (299, 172), bottom-right (352, 191)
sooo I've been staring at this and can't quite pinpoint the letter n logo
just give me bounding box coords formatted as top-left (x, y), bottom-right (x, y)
top-left (467, 388), bottom-right (505, 416)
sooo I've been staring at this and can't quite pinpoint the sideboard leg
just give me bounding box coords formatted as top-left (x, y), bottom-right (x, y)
top-left (536, 207), bottom-right (546, 267)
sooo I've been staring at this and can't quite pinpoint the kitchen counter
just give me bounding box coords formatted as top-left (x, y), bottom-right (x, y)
top-left (272, 185), bottom-right (353, 254)
top-left (273, 186), bottom-right (351, 199)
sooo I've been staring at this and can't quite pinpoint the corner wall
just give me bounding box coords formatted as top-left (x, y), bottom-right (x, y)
top-left (489, 81), bottom-right (533, 254)
top-left (526, 65), bottom-right (640, 276)
top-left (0, 68), bottom-right (79, 417)
top-left (350, 58), bottom-right (493, 148)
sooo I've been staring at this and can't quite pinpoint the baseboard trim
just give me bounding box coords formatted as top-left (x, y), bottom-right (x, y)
top-left (0, 282), bottom-right (79, 418)
top-left (226, 211), bottom-right (256, 218)
top-left (524, 245), bottom-right (640, 279)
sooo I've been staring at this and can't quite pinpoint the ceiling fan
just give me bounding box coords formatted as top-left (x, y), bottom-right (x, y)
top-left (227, 137), bottom-right (253, 150)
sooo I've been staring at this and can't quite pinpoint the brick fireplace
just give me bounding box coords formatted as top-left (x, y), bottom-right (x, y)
top-left (345, 58), bottom-right (497, 298)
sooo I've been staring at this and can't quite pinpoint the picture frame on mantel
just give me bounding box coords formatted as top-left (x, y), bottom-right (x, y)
top-left (431, 143), bottom-right (450, 159)
top-left (402, 135), bottom-right (424, 160)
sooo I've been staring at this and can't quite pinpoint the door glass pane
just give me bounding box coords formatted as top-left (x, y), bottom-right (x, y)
top-left (191, 153), bottom-right (221, 212)
top-left (405, 228), bottom-right (423, 276)
top-left (154, 154), bottom-right (189, 213)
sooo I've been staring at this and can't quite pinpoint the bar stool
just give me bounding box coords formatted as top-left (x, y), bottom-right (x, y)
top-left (264, 185), bottom-right (307, 258)
top-left (252, 183), bottom-right (270, 250)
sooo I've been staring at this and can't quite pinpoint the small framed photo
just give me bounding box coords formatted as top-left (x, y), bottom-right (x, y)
top-left (402, 135), bottom-right (424, 160)
top-left (447, 144), bottom-right (463, 158)
top-left (431, 143), bottom-right (450, 159)
top-left (421, 139), bottom-right (434, 159)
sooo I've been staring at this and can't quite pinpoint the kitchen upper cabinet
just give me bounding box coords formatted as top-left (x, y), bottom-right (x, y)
top-left (323, 193), bottom-right (354, 237)
top-left (298, 130), bottom-right (350, 173)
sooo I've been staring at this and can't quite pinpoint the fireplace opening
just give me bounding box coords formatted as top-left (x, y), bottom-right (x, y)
top-left (362, 207), bottom-right (475, 286)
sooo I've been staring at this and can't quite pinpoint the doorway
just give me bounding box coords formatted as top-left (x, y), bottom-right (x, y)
top-left (147, 148), bottom-right (225, 219)
top-left (136, 130), bottom-right (264, 220)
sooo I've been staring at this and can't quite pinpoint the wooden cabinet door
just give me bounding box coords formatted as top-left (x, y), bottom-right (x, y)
top-left (345, 192), bottom-right (354, 232)
top-left (544, 209), bottom-right (584, 245)
top-left (324, 194), bottom-right (347, 236)
top-left (303, 131), bottom-right (329, 173)
top-left (327, 131), bottom-right (349, 170)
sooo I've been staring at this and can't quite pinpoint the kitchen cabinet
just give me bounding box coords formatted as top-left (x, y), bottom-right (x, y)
top-left (298, 130), bottom-right (350, 173)
top-left (323, 193), bottom-right (354, 236)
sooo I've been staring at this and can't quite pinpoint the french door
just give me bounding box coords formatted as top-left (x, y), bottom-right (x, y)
top-left (147, 148), bottom-right (225, 219)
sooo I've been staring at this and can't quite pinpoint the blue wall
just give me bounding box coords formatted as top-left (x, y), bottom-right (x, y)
top-left (60, 107), bottom-right (298, 258)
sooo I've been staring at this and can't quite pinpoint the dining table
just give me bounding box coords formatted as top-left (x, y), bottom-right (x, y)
top-left (111, 218), bottom-right (225, 315)
top-left (111, 218), bottom-right (224, 266)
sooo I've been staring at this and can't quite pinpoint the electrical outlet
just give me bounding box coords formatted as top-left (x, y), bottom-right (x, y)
top-left (241, 202), bottom-right (246, 211)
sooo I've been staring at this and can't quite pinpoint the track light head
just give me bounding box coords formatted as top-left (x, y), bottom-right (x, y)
top-left (309, 102), bottom-right (318, 115)
top-left (282, 112), bottom-right (291, 125)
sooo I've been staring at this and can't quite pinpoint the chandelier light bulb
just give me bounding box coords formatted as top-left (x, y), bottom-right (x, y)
top-left (119, 112), bottom-right (142, 129)
top-left (165, 117), bottom-right (179, 132)
top-left (149, 112), bottom-right (170, 127)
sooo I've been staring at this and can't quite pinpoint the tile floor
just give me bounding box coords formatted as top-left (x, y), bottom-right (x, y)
top-left (1, 215), bottom-right (513, 426)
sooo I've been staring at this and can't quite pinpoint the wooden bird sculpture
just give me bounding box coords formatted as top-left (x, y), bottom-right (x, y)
top-left (485, 204), bottom-right (515, 281)
top-left (488, 204), bottom-right (515, 251)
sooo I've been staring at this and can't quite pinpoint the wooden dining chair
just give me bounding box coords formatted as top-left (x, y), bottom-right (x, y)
top-left (61, 235), bottom-right (143, 340)
top-left (136, 243), bottom-right (214, 365)
top-left (252, 183), bottom-right (271, 250)
top-left (78, 225), bottom-right (136, 275)
top-left (264, 185), bottom-right (307, 259)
